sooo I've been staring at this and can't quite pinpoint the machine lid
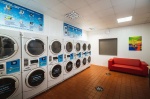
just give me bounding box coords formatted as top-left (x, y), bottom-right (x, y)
top-left (65, 61), bottom-right (73, 72)
top-left (51, 64), bottom-right (62, 78)
top-left (83, 58), bottom-right (86, 65)
top-left (0, 36), bottom-right (18, 60)
top-left (88, 56), bottom-right (91, 63)
top-left (76, 43), bottom-right (80, 52)
top-left (51, 41), bottom-right (61, 54)
top-left (0, 76), bottom-right (19, 99)
top-left (76, 59), bottom-right (81, 68)
top-left (88, 44), bottom-right (91, 50)
top-left (66, 42), bottom-right (73, 53)
top-left (26, 39), bottom-right (44, 56)
top-left (83, 43), bottom-right (86, 51)
top-left (26, 69), bottom-right (45, 87)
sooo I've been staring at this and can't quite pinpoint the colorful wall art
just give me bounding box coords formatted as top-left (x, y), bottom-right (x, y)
top-left (63, 23), bottom-right (82, 38)
top-left (129, 36), bottom-right (142, 51)
top-left (0, 0), bottom-right (44, 32)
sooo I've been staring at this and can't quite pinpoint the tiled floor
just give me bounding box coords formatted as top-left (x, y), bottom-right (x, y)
top-left (33, 65), bottom-right (150, 99)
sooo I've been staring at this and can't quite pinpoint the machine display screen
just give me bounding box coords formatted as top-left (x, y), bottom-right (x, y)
top-left (0, 64), bottom-right (4, 69)
top-left (0, 78), bottom-right (16, 99)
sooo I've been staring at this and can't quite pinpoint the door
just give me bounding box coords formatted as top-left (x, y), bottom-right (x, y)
top-left (50, 40), bottom-right (61, 54)
top-left (65, 61), bottom-right (73, 73)
top-left (26, 68), bottom-right (45, 87)
top-left (76, 59), bottom-right (81, 68)
top-left (88, 56), bottom-right (91, 63)
top-left (75, 43), bottom-right (80, 52)
top-left (0, 35), bottom-right (18, 60)
top-left (83, 43), bottom-right (86, 51)
top-left (51, 64), bottom-right (62, 79)
top-left (88, 44), bottom-right (91, 51)
top-left (65, 42), bottom-right (73, 53)
top-left (25, 39), bottom-right (45, 56)
top-left (0, 76), bottom-right (19, 99)
top-left (83, 58), bottom-right (86, 65)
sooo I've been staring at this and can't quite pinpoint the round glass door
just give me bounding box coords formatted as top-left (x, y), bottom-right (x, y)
top-left (26, 69), bottom-right (45, 87)
top-left (76, 43), bottom-right (80, 52)
top-left (65, 61), bottom-right (73, 72)
top-left (51, 65), bottom-right (62, 78)
top-left (66, 42), bottom-right (73, 53)
top-left (76, 59), bottom-right (81, 68)
top-left (0, 76), bottom-right (18, 99)
top-left (0, 36), bottom-right (17, 60)
top-left (83, 58), bottom-right (86, 65)
top-left (26, 39), bottom-right (44, 56)
top-left (88, 56), bottom-right (91, 63)
top-left (83, 43), bottom-right (86, 51)
top-left (51, 41), bottom-right (61, 54)
top-left (88, 44), bottom-right (91, 51)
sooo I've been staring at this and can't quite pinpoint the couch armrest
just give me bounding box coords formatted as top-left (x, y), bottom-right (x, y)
top-left (108, 59), bottom-right (113, 70)
top-left (141, 61), bottom-right (148, 76)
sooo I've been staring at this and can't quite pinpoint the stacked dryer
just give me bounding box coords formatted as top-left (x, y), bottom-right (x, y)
top-left (73, 40), bottom-right (82, 74)
top-left (21, 32), bottom-right (48, 99)
top-left (63, 38), bottom-right (74, 80)
top-left (0, 29), bottom-right (22, 99)
top-left (47, 36), bottom-right (64, 88)
top-left (81, 41), bottom-right (88, 70)
top-left (87, 43), bottom-right (91, 67)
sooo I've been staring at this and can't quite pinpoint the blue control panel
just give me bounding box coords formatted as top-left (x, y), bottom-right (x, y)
top-left (70, 53), bottom-right (74, 60)
top-left (39, 56), bottom-right (47, 67)
top-left (58, 54), bottom-right (63, 62)
top-left (6, 59), bottom-right (20, 74)
top-left (78, 52), bottom-right (81, 58)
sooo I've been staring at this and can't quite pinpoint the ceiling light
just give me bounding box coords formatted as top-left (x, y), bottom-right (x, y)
top-left (117, 16), bottom-right (132, 23)
top-left (65, 11), bottom-right (79, 19)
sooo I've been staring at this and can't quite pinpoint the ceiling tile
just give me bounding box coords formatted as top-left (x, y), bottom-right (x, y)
top-left (111, 0), bottom-right (135, 7)
top-left (32, 0), bottom-right (61, 9)
top-left (89, 0), bottom-right (112, 12)
top-left (133, 13), bottom-right (150, 20)
top-left (134, 7), bottom-right (150, 15)
top-left (96, 8), bottom-right (115, 18)
top-left (8, 0), bottom-right (29, 6)
top-left (62, 0), bottom-right (88, 10)
top-left (51, 3), bottom-right (72, 16)
top-left (135, 0), bottom-right (150, 9)
top-left (129, 18), bottom-right (147, 25)
top-left (116, 12), bottom-right (133, 19)
top-left (85, 0), bottom-right (99, 4)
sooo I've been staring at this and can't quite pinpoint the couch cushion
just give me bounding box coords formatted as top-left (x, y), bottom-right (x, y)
top-left (113, 58), bottom-right (141, 67)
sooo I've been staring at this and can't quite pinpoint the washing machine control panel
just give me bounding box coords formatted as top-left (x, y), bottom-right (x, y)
top-left (31, 59), bottom-right (38, 64)
top-left (39, 56), bottom-right (47, 67)
top-left (76, 52), bottom-right (81, 58)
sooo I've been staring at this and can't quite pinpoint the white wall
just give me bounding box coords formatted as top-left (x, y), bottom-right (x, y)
top-left (88, 23), bottom-right (150, 66)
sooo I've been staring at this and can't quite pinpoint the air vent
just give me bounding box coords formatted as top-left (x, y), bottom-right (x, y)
top-left (65, 11), bottom-right (79, 19)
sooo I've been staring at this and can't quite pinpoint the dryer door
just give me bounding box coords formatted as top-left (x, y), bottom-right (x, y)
top-left (25, 39), bottom-right (44, 56)
top-left (65, 61), bottom-right (73, 73)
top-left (83, 58), bottom-right (86, 65)
top-left (88, 44), bottom-right (91, 51)
top-left (83, 43), bottom-right (86, 51)
top-left (0, 36), bottom-right (18, 61)
top-left (88, 56), bottom-right (91, 63)
top-left (51, 64), bottom-right (62, 79)
top-left (0, 76), bottom-right (19, 99)
top-left (50, 40), bottom-right (61, 54)
top-left (26, 68), bottom-right (45, 87)
top-left (65, 42), bottom-right (73, 53)
top-left (76, 59), bottom-right (81, 68)
top-left (75, 43), bottom-right (80, 52)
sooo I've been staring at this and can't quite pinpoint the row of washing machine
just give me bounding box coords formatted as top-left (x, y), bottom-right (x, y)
top-left (0, 29), bottom-right (91, 99)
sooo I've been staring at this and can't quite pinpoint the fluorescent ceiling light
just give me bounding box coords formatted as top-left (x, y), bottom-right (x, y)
top-left (117, 16), bottom-right (132, 23)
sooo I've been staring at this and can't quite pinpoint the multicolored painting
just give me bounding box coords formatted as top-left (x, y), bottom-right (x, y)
top-left (129, 36), bottom-right (142, 51)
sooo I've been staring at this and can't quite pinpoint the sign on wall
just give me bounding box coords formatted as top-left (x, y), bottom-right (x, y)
top-left (63, 23), bottom-right (82, 38)
top-left (0, 0), bottom-right (44, 32)
top-left (129, 36), bottom-right (142, 51)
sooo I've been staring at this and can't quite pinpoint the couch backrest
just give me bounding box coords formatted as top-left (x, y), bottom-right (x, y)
top-left (113, 58), bottom-right (141, 67)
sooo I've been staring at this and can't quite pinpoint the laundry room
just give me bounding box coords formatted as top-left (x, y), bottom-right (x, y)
top-left (0, 0), bottom-right (150, 99)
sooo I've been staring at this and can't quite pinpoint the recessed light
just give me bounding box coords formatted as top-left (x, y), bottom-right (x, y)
top-left (65, 11), bottom-right (79, 19)
top-left (117, 16), bottom-right (132, 23)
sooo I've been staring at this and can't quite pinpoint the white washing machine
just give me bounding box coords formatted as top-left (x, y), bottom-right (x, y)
top-left (0, 29), bottom-right (22, 99)
top-left (21, 32), bottom-right (48, 99)
top-left (63, 38), bottom-right (74, 80)
top-left (87, 43), bottom-right (91, 67)
top-left (81, 41), bottom-right (88, 71)
top-left (73, 40), bottom-right (82, 74)
top-left (47, 36), bottom-right (64, 88)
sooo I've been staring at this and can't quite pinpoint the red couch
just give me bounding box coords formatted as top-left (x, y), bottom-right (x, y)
top-left (108, 58), bottom-right (148, 76)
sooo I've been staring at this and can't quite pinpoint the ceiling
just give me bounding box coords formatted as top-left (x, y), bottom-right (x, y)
top-left (8, 0), bottom-right (150, 31)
